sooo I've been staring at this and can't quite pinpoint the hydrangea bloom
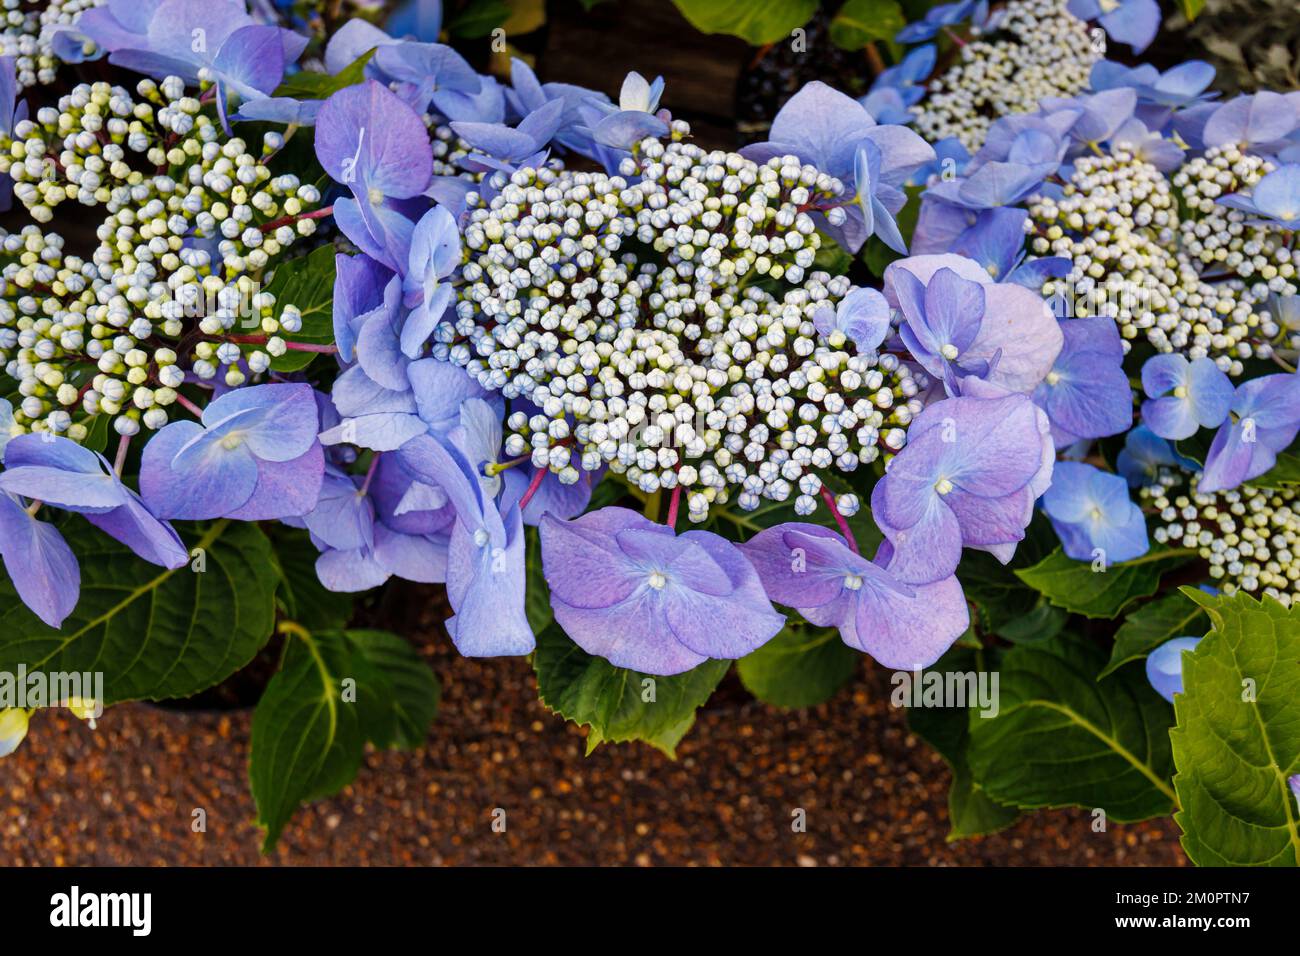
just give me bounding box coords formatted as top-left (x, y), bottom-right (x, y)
top-left (1199, 374), bottom-right (1300, 493)
top-left (742, 523), bottom-right (968, 669)
top-left (1145, 636), bottom-right (1202, 702)
top-left (1139, 354), bottom-right (1234, 441)
top-left (140, 383), bottom-right (324, 520)
top-left (540, 507), bottom-right (784, 675)
top-left (1041, 461), bottom-right (1149, 563)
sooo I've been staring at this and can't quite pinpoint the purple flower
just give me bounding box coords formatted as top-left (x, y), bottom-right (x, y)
top-left (1041, 461), bottom-right (1149, 564)
top-left (0, 434), bottom-right (187, 569)
top-left (1217, 164), bottom-right (1300, 229)
top-left (140, 382), bottom-right (324, 520)
top-left (812, 287), bottom-right (891, 353)
top-left (740, 82), bottom-right (934, 253)
top-left (539, 507), bottom-right (784, 675)
top-left (1117, 424), bottom-right (1192, 487)
top-left (1139, 353), bottom-right (1234, 441)
top-left (884, 253), bottom-right (1063, 395)
top-left (1199, 373), bottom-right (1300, 493)
top-left (870, 44), bottom-right (935, 109)
top-left (315, 80), bottom-right (433, 272)
top-left (504, 58), bottom-right (610, 157)
top-left (895, 0), bottom-right (988, 43)
top-left (742, 523), bottom-right (968, 669)
top-left (1145, 636), bottom-right (1201, 702)
top-left (400, 205), bottom-right (460, 358)
top-left (1203, 92), bottom-right (1299, 152)
top-left (0, 492), bottom-right (79, 628)
top-left (398, 432), bottom-right (533, 656)
top-left (1067, 0), bottom-right (1161, 53)
top-left (588, 72), bottom-right (669, 151)
top-left (871, 384), bottom-right (1054, 584)
top-left (1033, 317), bottom-right (1133, 447)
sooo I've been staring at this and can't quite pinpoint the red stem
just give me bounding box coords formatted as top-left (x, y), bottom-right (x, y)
top-left (820, 486), bottom-right (858, 555)
top-left (259, 205), bottom-right (334, 233)
top-left (360, 452), bottom-right (381, 495)
top-left (666, 483), bottom-right (682, 529)
top-left (174, 393), bottom-right (204, 418)
top-left (518, 467), bottom-right (547, 512)
top-left (113, 433), bottom-right (131, 475)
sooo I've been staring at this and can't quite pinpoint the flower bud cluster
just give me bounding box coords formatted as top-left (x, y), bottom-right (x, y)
top-left (912, 0), bottom-right (1099, 151)
top-left (0, 0), bottom-right (101, 90)
top-left (0, 77), bottom-right (321, 440)
top-left (1142, 472), bottom-right (1300, 608)
top-left (434, 126), bottom-right (925, 521)
top-left (1031, 148), bottom-right (1298, 376)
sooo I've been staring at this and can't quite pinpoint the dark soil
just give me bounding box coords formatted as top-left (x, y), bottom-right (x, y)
top-left (1, 584), bottom-right (1187, 866)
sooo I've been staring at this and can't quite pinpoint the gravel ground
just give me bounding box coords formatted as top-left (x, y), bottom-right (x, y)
top-left (1, 587), bottom-right (1187, 866)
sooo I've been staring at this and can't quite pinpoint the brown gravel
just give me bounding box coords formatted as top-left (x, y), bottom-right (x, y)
top-left (0, 583), bottom-right (1187, 866)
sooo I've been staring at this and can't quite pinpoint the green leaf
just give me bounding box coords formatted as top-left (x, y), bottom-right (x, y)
top-left (533, 623), bottom-right (728, 757)
top-left (907, 648), bottom-right (1020, 839)
top-left (829, 0), bottom-right (905, 49)
top-left (250, 629), bottom-right (363, 851)
top-left (994, 601), bottom-right (1068, 644)
top-left (737, 621), bottom-right (859, 708)
top-left (957, 512), bottom-right (1056, 631)
top-left (1171, 590), bottom-right (1300, 866)
top-left (250, 626), bottom-right (441, 849)
top-left (1015, 545), bottom-right (1197, 619)
top-left (1100, 590), bottom-right (1209, 678)
top-left (269, 526), bottom-right (355, 633)
top-left (0, 520), bottom-right (276, 705)
top-left (1179, 0), bottom-right (1206, 20)
top-left (670, 0), bottom-right (819, 45)
top-left (523, 525), bottom-right (553, 635)
top-left (265, 245), bottom-right (337, 372)
top-left (968, 632), bottom-right (1177, 821)
top-left (82, 413), bottom-right (111, 453)
top-left (448, 0), bottom-right (511, 37)
top-left (272, 50), bottom-right (375, 100)
top-left (344, 629), bottom-right (441, 750)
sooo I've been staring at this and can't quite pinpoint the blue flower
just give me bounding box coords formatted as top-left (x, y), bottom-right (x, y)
top-left (1145, 636), bottom-right (1201, 702)
top-left (895, 0), bottom-right (984, 43)
top-left (1199, 373), bottom-right (1300, 493)
top-left (315, 80), bottom-right (433, 272)
top-left (451, 98), bottom-right (566, 172)
top-left (1116, 425), bottom-right (1193, 487)
top-left (742, 523), bottom-right (969, 669)
top-left (870, 44), bottom-right (936, 109)
top-left (1218, 164), bottom-right (1300, 229)
top-left (140, 382), bottom-right (325, 520)
top-left (1067, 0), bottom-right (1161, 53)
top-left (0, 492), bottom-right (80, 628)
top-left (539, 507), bottom-right (783, 675)
top-left (1139, 353), bottom-right (1234, 441)
top-left (1042, 461), bottom-right (1149, 564)
top-left (812, 287), bottom-right (892, 353)
top-left (1032, 317), bottom-right (1133, 447)
top-left (0, 434), bottom-right (188, 569)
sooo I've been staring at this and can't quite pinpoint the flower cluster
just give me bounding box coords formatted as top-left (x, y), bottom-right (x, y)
top-left (887, 0), bottom-right (1101, 153)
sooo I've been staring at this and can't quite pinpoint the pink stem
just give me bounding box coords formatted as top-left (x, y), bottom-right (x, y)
top-left (259, 205), bottom-right (334, 233)
top-left (113, 433), bottom-right (131, 475)
top-left (174, 393), bottom-right (204, 418)
top-left (666, 483), bottom-right (682, 528)
top-left (360, 452), bottom-right (381, 495)
top-left (820, 486), bottom-right (859, 554)
top-left (518, 467), bottom-right (547, 512)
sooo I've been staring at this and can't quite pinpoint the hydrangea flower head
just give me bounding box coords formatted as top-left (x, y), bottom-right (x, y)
top-left (539, 507), bottom-right (784, 675)
top-left (1145, 636), bottom-right (1201, 702)
top-left (1033, 317), bottom-right (1132, 447)
top-left (742, 523), bottom-right (969, 669)
top-left (1041, 461), bottom-right (1149, 564)
top-left (1139, 354), bottom-right (1234, 441)
top-left (1199, 373), bottom-right (1300, 493)
top-left (140, 383), bottom-right (324, 521)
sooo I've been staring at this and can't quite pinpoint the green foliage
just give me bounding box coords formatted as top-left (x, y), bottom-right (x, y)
top-left (670, 0), bottom-right (819, 45)
top-left (1015, 545), bottom-right (1197, 619)
top-left (1172, 590), bottom-right (1300, 866)
top-left (737, 620), bottom-right (859, 708)
top-left (266, 245), bottom-right (338, 372)
top-left (907, 648), bottom-right (1021, 839)
top-left (269, 525), bottom-right (357, 633)
top-left (0, 520), bottom-right (276, 705)
top-left (272, 50), bottom-right (374, 99)
top-left (968, 632), bottom-right (1178, 821)
top-left (957, 513), bottom-right (1056, 631)
top-left (829, 0), bottom-right (906, 49)
top-left (250, 627), bottom-right (439, 850)
top-left (533, 622), bottom-right (729, 757)
top-left (1101, 590), bottom-right (1209, 678)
